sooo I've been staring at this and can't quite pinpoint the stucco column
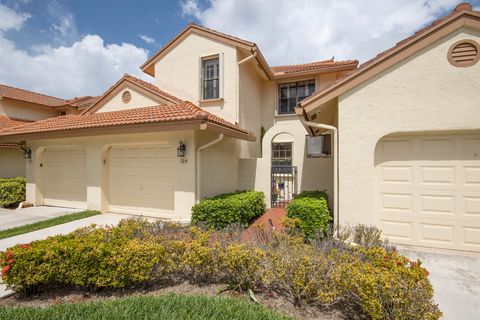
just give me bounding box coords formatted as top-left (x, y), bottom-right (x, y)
top-left (25, 147), bottom-right (41, 206)
top-left (86, 143), bottom-right (103, 211)
top-left (174, 131), bottom-right (196, 222)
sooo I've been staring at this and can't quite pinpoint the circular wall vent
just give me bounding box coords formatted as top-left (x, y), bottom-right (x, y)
top-left (448, 39), bottom-right (479, 67)
top-left (122, 90), bottom-right (132, 103)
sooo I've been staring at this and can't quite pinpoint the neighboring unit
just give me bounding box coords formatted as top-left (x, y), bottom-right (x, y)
top-left (297, 3), bottom-right (480, 252)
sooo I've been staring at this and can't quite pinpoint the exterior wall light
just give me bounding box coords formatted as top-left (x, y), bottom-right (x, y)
top-left (20, 146), bottom-right (32, 159)
top-left (177, 141), bottom-right (186, 158)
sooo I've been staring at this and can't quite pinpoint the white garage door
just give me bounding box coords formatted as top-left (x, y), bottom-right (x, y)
top-left (107, 144), bottom-right (176, 216)
top-left (43, 146), bottom-right (87, 209)
top-left (375, 132), bottom-right (480, 252)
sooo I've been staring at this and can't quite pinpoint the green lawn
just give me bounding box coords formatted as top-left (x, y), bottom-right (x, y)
top-left (0, 210), bottom-right (100, 240)
top-left (0, 294), bottom-right (292, 320)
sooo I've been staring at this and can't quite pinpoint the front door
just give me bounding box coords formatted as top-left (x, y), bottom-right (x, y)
top-left (271, 142), bottom-right (297, 208)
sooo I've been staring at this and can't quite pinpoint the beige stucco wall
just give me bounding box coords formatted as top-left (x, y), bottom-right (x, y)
top-left (25, 131), bottom-right (196, 222)
top-left (238, 56), bottom-right (262, 158)
top-left (97, 85), bottom-right (162, 113)
top-left (337, 28), bottom-right (480, 226)
top-left (0, 148), bottom-right (25, 178)
top-left (197, 131), bottom-right (239, 199)
top-left (154, 33), bottom-right (238, 123)
top-left (0, 99), bottom-right (56, 121)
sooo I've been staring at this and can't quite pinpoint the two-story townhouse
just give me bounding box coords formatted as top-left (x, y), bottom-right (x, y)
top-left (0, 23), bottom-right (355, 221)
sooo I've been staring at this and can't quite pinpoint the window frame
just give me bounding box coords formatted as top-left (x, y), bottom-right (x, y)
top-left (271, 141), bottom-right (293, 167)
top-left (276, 79), bottom-right (316, 115)
top-left (200, 53), bottom-right (223, 101)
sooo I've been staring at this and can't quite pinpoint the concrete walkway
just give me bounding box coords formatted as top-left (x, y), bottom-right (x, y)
top-left (0, 212), bottom-right (131, 298)
top-left (0, 206), bottom-right (82, 231)
top-left (399, 248), bottom-right (480, 320)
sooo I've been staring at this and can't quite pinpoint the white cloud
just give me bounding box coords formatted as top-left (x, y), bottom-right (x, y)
top-left (51, 14), bottom-right (75, 37)
top-left (139, 34), bottom-right (156, 44)
top-left (0, 3), bottom-right (31, 31)
top-left (181, 0), bottom-right (462, 65)
top-left (181, 0), bottom-right (202, 17)
top-left (0, 5), bottom-right (150, 99)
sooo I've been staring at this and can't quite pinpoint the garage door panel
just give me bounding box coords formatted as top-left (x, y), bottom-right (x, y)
top-left (463, 196), bottom-right (480, 216)
top-left (380, 220), bottom-right (413, 240)
top-left (419, 136), bottom-right (456, 159)
top-left (375, 133), bottom-right (480, 252)
top-left (419, 194), bottom-right (455, 215)
top-left (420, 166), bottom-right (456, 185)
top-left (463, 227), bottom-right (480, 247)
top-left (43, 146), bottom-right (87, 209)
top-left (463, 166), bottom-right (480, 185)
top-left (108, 144), bottom-right (176, 216)
top-left (379, 165), bottom-right (413, 184)
top-left (380, 192), bottom-right (413, 212)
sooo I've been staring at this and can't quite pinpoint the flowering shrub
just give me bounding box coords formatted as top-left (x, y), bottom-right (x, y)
top-left (0, 219), bottom-right (441, 319)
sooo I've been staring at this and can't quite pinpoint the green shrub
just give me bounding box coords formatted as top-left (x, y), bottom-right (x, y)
top-left (0, 177), bottom-right (26, 207)
top-left (293, 190), bottom-right (328, 202)
top-left (191, 191), bottom-right (266, 229)
top-left (286, 191), bottom-right (332, 238)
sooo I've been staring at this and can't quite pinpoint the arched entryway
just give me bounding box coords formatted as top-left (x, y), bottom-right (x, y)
top-left (271, 133), bottom-right (297, 208)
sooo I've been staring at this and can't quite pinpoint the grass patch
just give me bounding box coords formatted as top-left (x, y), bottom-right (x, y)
top-left (0, 210), bottom-right (100, 240)
top-left (0, 293), bottom-right (292, 320)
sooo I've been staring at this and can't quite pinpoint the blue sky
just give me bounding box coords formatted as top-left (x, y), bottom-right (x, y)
top-left (2, 0), bottom-right (189, 55)
top-left (0, 0), bottom-right (478, 98)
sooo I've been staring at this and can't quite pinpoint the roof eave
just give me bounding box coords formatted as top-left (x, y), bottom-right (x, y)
top-left (140, 24), bottom-right (255, 77)
top-left (273, 63), bottom-right (358, 79)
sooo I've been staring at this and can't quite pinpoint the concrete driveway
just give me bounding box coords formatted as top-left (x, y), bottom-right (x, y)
top-left (399, 248), bottom-right (480, 320)
top-left (0, 206), bottom-right (82, 231)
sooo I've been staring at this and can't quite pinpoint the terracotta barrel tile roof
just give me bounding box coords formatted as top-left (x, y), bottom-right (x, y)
top-left (0, 84), bottom-right (65, 107)
top-left (0, 115), bottom-right (32, 130)
top-left (124, 75), bottom-right (184, 104)
top-left (270, 59), bottom-right (359, 75)
top-left (0, 101), bottom-right (252, 137)
top-left (65, 96), bottom-right (100, 109)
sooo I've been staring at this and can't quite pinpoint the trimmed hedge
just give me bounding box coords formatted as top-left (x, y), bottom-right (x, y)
top-left (0, 177), bottom-right (26, 207)
top-left (192, 191), bottom-right (266, 229)
top-left (286, 190), bottom-right (332, 238)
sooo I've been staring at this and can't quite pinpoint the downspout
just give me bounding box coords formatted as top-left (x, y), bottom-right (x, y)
top-left (299, 119), bottom-right (339, 235)
top-left (236, 51), bottom-right (257, 124)
top-left (196, 133), bottom-right (224, 202)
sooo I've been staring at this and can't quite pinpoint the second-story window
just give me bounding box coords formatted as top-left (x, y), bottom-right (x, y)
top-left (278, 79), bottom-right (315, 114)
top-left (202, 57), bottom-right (220, 100)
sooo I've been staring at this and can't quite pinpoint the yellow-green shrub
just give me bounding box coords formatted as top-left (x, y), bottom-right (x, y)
top-left (180, 227), bottom-right (221, 283)
top-left (220, 244), bottom-right (265, 291)
top-left (333, 247), bottom-right (442, 320)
